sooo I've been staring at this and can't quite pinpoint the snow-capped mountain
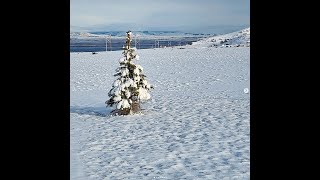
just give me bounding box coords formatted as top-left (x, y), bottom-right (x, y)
top-left (192, 27), bottom-right (250, 48)
top-left (70, 32), bottom-right (100, 38)
top-left (70, 31), bottom-right (214, 39)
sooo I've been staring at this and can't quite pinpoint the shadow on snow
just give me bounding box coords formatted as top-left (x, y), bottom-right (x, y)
top-left (70, 106), bottom-right (112, 117)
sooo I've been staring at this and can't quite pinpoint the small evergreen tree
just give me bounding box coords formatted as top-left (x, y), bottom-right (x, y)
top-left (106, 31), bottom-right (152, 115)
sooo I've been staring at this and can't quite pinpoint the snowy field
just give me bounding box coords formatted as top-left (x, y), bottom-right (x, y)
top-left (70, 43), bottom-right (250, 179)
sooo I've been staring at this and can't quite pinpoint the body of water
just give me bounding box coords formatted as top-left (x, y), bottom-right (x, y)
top-left (70, 37), bottom-right (202, 52)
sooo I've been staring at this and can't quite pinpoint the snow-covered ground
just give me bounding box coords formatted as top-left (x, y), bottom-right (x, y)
top-left (71, 35), bottom-right (250, 179)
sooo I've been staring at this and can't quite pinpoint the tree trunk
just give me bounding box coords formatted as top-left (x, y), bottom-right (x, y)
top-left (110, 100), bottom-right (140, 116)
top-left (111, 108), bottom-right (130, 116)
top-left (131, 100), bottom-right (141, 113)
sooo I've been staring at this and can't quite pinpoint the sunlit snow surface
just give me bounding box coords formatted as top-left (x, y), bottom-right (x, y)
top-left (71, 46), bottom-right (250, 179)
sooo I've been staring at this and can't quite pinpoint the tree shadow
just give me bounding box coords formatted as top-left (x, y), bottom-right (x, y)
top-left (70, 106), bottom-right (112, 117)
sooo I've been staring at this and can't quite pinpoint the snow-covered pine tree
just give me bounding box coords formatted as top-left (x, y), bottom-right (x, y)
top-left (106, 31), bottom-right (153, 115)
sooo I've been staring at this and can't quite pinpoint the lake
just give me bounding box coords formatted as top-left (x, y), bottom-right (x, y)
top-left (70, 37), bottom-right (203, 52)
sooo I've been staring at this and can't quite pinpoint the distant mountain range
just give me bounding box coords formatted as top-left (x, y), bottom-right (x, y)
top-left (70, 31), bottom-right (215, 39)
top-left (70, 24), bottom-right (249, 37)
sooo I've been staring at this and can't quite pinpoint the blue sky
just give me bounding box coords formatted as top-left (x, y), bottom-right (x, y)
top-left (71, 0), bottom-right (250, 32)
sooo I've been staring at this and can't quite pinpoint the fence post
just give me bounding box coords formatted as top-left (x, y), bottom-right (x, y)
top-left (106, 35), bottom-right (112, 51)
